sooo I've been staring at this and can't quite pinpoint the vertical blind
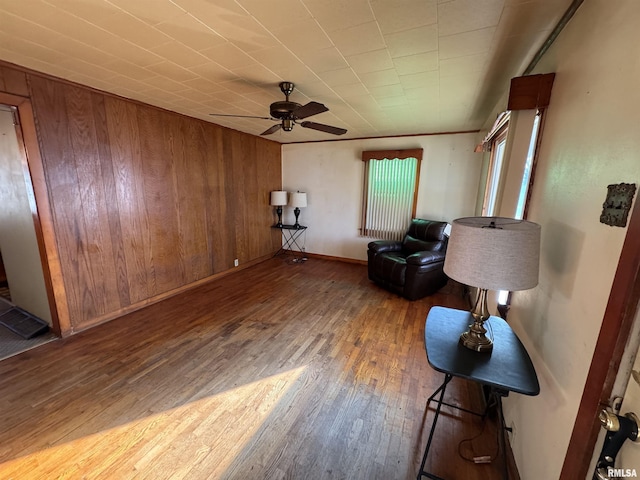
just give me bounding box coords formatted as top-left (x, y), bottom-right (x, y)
top-left (361, 149), bottom-right (422, 241)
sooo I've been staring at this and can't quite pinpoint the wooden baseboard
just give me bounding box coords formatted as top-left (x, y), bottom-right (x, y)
top-left (74, 253), bottom-right (365, 335)
top-left (505, 434), bottom-right (522, 480)
top-left (71, 254), bottom-right (273, 334)
top-left (303, 252), bottom-right (367, 265)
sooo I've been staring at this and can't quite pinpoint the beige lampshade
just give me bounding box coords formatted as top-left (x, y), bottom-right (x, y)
top-left (443, 217), bottom-right (541, 291)
top-left (270, 191), bottom-right (288, 206)
top-left (289, 192), bottom-right (307, 208)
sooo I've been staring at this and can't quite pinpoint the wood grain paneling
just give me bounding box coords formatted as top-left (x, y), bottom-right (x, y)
top-left (18, 71), bottom-right (281, 333)
top-left (0, 65), bottom-right (29, 97)
top-left (105, 99), bottom-right (151, 305)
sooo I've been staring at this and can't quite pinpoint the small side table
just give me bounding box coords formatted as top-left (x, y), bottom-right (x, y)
top-left (417, 306), bottom-right (539, 480)
top-left (272, 224), bottom-right (307, 261)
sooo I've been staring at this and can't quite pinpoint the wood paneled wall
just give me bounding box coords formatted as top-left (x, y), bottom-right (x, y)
top-left (0, 63), bottom-right (282, 334)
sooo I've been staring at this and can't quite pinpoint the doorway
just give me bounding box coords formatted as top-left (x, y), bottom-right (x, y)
top-left (590, 299), bottom-right (640, 477)
top-left (561, 193), bottom-right (640, 478)
top-left (0, 250), bottom-right (9, 301)
top-left (0, 104), bottom-right (57, 359)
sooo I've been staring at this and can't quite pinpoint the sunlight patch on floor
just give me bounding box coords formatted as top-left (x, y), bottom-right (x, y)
top-left (0, 366), bottom-right (307, 479)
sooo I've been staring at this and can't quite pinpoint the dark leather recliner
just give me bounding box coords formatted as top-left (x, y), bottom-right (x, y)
top-left (367, 219), bottom-right (449, 300)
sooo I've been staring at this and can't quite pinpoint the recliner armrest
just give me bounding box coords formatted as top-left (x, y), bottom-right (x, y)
top-left (368, 240), bottom-right (403, 254)
top-left (406, 250), bottom-right (446, 265)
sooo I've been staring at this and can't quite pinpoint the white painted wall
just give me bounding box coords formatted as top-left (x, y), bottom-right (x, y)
top-left (282, 133), bottom-right (480, 261)
top-left (497, 1), bottom-right (640, 478)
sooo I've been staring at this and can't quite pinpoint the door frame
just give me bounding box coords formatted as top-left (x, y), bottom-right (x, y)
top-left (560, 195), bottom-right (640, 478)
top-left (0, 91), bottom-right (69, 336)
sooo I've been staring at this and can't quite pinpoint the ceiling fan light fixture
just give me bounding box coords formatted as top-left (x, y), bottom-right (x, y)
top-left (283, 119), bottom-right (294, 131)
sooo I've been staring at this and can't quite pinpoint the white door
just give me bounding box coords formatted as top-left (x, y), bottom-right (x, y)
top-left (591, 301), bottom-right (640, 479)
top-left (0, 107), bottom-right (51, 323)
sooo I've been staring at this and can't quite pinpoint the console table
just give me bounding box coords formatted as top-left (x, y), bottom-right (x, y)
top-left (417, 306), bottom-right (539, 480)
top-left (272, 224), bottom-right (307, 261)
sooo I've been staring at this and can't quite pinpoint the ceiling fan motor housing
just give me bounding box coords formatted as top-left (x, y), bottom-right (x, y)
top-left (210, 80), bottom-right (346, 136)
top-left (270, 101), bottom-right (302, 120)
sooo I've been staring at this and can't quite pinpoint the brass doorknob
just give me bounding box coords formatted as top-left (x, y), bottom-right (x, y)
top-left (599, 409), bottom-right (620, 432)
top-left (599, 408), bottom-right (640, 442)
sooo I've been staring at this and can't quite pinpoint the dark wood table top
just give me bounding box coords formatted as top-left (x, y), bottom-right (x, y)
top-left (425, 306), bottom-right (540, 396)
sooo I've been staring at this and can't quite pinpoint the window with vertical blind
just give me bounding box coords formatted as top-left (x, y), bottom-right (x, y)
top-left (361, 149), bottom-right (422, 240)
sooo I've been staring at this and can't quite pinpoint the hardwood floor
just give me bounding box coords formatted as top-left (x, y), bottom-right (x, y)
top-left (0, 258), bottom-right (509, 479)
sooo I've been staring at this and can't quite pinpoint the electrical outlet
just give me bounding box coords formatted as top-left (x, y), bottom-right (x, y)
top-left (234, 259), bottom-right (239, 267)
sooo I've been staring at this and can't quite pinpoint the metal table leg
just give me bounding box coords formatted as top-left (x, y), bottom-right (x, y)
top-left (417, 374), bottom-right (453, 480)
top-left (273, 227), bottom-right (307, 260)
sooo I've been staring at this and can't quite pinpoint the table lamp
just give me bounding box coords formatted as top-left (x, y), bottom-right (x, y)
top-left (270, 191), bottom-right (287, 227)
top-left (289, 191), bottom-right (307, 229)
top-left (443, 216), bottom-right (541, 353)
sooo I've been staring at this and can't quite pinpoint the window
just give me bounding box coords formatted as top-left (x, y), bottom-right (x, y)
top-left (479, 112), bottom-right (510, 304)
top-left (514, 111), bottom-right (541, 220)
top-left (361, 149), bottom-right (422, 240)
top-left (481, 114), bottom-right (510, 216)
top-left (492, 110), bottom-right (543, 307)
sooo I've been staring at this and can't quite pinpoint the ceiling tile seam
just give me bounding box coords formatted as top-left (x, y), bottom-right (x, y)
top-left (295, 0), bottom-right (384, 130)
top-left (41, 0), bottom-right (245, 91)
top-left (97, 9), bottom-right (255, 99)
top-left (1, 0), bottom-right (560, 140)
top-left (207, 0), bottom-right (377, 132)
top-left (35, 2), bottom-right (197, 85)
top-left (41, 0), bottom-right (174, 57)
top-left (433, 3), bottom-right (504, 125)
top-left (184, 2), bottom-right (323, 95)
top-left (438, 25), bottom-right (500, 40)
top-left (0, 52), bottom-right (79, 83)
top-left (45, 0), bottom-right (373, 132)
top-left (1, 9), bottom-right (137, 78)
top-left (0, 35), bottom-right (114, 80)
top-left (268, 0), bottom-right (376, 128)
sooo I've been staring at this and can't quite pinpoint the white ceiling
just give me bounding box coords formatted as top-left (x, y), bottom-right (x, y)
top-left (0, 0), bottom-right (573, 143)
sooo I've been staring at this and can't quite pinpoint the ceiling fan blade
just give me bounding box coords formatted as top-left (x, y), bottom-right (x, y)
top-left (301, 121), bottom-right (347, 135)
top-left (292, 101), bottom-right (328, 119)
top-left (209, 113), bottom-right (272, 120)
top-left (261, 124), bottom-right (282, 135)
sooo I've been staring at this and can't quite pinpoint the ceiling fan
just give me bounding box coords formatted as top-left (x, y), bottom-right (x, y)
top-left (209, 81), bottom-right (347, 136)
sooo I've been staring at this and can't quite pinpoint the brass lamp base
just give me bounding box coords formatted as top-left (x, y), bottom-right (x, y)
top-left (460, 288), bottom-right (493, 353)
top-left (460, 327), bottom-right (493, 352)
